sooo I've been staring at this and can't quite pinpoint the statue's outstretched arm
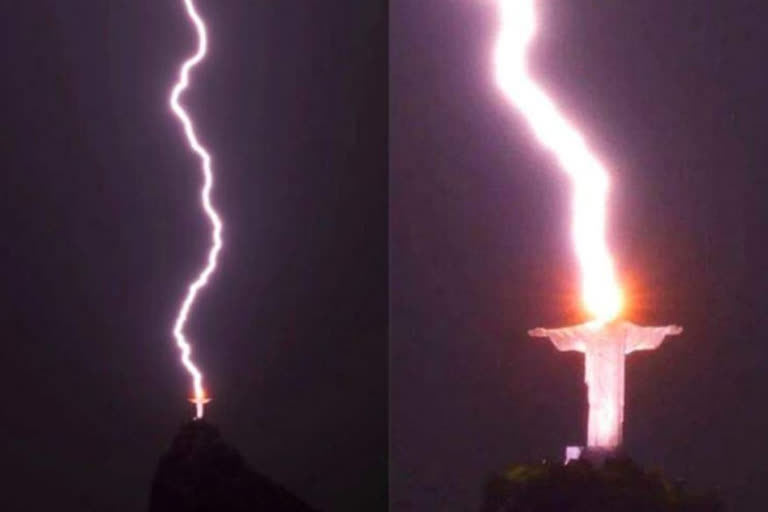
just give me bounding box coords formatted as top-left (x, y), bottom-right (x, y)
top-left (528, 325), bottom-right (587, 352)
top-left (625, 324), bottom-right (683, 354)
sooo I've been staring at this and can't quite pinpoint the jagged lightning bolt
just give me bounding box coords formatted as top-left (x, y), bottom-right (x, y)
top-left (494, 0), bottom-right (623, 323)
top-left (169, 0), bottom-right (222, 419)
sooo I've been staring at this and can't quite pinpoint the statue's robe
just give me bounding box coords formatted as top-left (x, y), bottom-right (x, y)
top-left (543, 321), bottom-right (671, 448)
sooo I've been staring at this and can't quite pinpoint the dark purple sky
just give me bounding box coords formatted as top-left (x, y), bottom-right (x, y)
top-left (0, 2), bottom-right (386, 511)
top-left (392, 1), bottom-right (768, 510)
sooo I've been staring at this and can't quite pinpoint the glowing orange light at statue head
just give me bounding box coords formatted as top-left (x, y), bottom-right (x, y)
top-left (494, 0), bottom-right (623, 323)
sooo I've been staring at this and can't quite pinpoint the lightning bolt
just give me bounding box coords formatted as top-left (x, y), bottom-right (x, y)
top-left (494, 0), bottom-right (623, 323)
top-left (169, 0), bottom-right (222, 419)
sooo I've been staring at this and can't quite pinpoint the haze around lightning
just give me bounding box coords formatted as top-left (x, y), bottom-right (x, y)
top-left (494, 0), bottom-right (622, 322)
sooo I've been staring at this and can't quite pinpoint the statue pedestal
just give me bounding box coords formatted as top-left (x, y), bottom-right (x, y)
top-left (565, 446), bottom-right (619, 465)
top-left (564, 446), bottom-right (583, 464)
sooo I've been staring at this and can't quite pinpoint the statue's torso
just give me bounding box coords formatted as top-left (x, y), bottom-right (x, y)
top-left (581, 323), bottom-right (631, 404)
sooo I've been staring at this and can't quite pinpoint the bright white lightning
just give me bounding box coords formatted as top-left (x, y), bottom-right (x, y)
top-left (169, 0), bottom-right (222, 419)
top-left (494, 0), bottom-right (622, 322)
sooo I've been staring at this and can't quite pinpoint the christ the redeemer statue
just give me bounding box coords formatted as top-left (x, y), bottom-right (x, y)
top-left (529, 321), bottom-right (682, 450)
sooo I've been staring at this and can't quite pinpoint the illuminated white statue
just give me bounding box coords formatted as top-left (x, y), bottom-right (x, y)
top-left (529, 321), bottom-right (682, 450)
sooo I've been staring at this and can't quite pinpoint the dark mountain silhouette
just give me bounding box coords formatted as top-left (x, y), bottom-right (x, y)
top-left (149, 420), bottom-right (319, 512)
top-left (480, 457), bottom-right (726, 512)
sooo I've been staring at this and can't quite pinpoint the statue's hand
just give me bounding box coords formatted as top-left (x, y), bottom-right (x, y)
top-left (667, 325), bottom-right (683, 335)
top-left (528, 327), bottom-right (547, 337)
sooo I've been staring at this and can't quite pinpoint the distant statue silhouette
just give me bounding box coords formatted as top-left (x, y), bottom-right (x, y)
top-left (529, 321), bottom-right (682, 449)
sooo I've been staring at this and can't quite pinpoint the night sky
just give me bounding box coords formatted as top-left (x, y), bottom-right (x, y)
top-left (392, 1), bottom-right (768, 511)
top-left (0, 2), bottom-right (386, 511)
